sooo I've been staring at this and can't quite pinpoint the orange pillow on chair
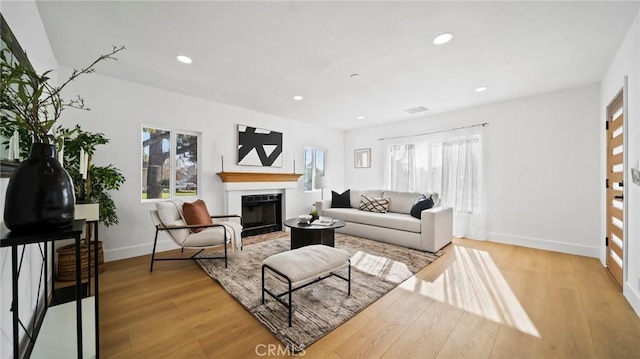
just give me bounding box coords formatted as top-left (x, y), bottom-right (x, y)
top-left (182, 199), bottom-right (214, 233)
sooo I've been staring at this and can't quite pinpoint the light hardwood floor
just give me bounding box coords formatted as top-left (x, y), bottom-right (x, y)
top-left (100, 235), bottom-right (640, 358)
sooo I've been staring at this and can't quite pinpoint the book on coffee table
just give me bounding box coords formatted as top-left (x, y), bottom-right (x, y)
top-left (313, 218), bottom-right (336, 226)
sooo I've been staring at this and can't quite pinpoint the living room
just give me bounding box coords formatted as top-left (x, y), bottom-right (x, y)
top-left (2, 1), bottom-right (640, 358)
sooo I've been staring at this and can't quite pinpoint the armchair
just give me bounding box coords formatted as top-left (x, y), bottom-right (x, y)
top-left (149, 200), bottom-right (243, 271)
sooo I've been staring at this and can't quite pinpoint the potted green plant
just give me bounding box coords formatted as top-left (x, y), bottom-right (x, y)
top-left (55, 125), bottom-right (125, 280)
top-left (0, 45), bottom-right (124, 232)
top-left (59, 125), bottom-right (126, 226)
top-left (310, 209), bottom-right (320, 222)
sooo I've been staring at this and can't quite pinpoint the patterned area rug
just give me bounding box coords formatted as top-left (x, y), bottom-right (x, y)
top-left (197, 233), bottom-right (441, 350)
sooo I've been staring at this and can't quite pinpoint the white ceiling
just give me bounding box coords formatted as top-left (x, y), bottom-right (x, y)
top-left (33, 1), bottom-right (639, 130)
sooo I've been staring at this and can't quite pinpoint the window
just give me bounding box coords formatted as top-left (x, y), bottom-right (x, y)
top-left (385, 125), bottom-right (485, 239)
top-left (386, 130), bottom-right (481, 214)
top-left (142, 126), bottom-right (200, 200)
top-left (304, 147), bottom-right (326, 191)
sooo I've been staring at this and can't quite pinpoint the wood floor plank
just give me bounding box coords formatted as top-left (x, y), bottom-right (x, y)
top-left (99, 328), bottom-right (131, 358)
top-left (380, 300), bottom-right (463, 359)
top-left (332, 289), bottom-right (434, 358)
top-left (542, 285), bottom-right (596, 358)
top-left (498, 269), bottom-right (546, 338)
top-left (304, 309), bottom-right (380, 357)
top-left (571, 256), bottom-right (640, 358)
top-left (542, 251), bottom-right (596, 358)
top-left (97, 236), bottom-right (640, 358)
top-left (322, 353), bottom-right (344, 359)
top-left (490, 325), bottom-right (543, 359)
top-left (436, 320), bottom-right (496, 359)
top-left (203, 326), bottom-right (281, 358)
top-left (545, 251), bottom-right (578, 290)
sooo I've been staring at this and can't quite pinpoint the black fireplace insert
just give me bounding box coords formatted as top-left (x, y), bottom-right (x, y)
top-left (241, 194), bottom-right (282, 237)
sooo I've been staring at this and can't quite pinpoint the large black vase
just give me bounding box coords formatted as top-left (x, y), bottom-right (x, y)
top-left (4, 143), bottom-right (75, 233)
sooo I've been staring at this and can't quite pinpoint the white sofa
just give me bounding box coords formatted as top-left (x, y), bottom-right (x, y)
top-left (315, 190), bottom-right (453, 253)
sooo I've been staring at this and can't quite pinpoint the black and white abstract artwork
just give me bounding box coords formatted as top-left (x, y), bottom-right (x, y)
top-left (237, 125), bottom-right (283, 167)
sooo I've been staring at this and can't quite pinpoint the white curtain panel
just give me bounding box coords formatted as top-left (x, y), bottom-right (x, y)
top-left (440, 126), bottom-right (484, 239)
top-left (384, 125), bottom-right (485, 239)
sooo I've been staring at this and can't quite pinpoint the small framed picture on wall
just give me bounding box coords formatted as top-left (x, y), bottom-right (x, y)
top-left (354, 148), bottom-right (371, 168)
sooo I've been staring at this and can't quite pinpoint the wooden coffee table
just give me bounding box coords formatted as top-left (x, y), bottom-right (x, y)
top-left (283, 218), bottom-right (346, 249)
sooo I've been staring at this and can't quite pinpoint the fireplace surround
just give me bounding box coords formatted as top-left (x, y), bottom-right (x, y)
top-left (218, 171), bottom-right (302, 238)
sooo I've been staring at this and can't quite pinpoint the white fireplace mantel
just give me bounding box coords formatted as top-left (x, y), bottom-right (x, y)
top-left (222, 181), bottom-right (299, 220)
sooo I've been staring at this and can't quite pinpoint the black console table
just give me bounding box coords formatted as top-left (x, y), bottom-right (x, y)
top-left (0, 219), bottom-right (100, 358)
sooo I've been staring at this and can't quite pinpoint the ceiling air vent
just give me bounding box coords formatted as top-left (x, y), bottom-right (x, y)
top-left (405, 106), bottom-right (429, 114)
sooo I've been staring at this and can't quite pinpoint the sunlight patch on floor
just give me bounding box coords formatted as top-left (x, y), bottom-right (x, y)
top-left (350, 251), bottom-right (412, 283)
top-left (399, 246), bottom-right (540, 337)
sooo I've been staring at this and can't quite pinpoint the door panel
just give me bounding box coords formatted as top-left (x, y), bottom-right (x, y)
top-left (606, 92), bottom-right (624, 288)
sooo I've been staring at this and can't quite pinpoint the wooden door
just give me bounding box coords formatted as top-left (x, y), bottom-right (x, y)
top-left (606, 89), bottom-right (624, 288)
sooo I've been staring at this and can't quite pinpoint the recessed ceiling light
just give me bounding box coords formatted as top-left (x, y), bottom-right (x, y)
top-left (176, 55), bottom-right (192, 64)
top-left (357, 116), bottom-right (365, 120)
top-left (432, 32), bottom-right (454, 45)
top-left (475, 86), bottom-right (488, 92)
top-left (293, 95), bottom-right (304, 101)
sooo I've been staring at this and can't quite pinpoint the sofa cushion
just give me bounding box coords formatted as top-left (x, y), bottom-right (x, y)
top-left (184, 225), bottom-right (226, 247)
top-left (262, 245), bottom-right (351, 285)
top-left (359, 195), bottom-right (390, 213)
top-left (350, 190), bottom-right (383, 209)
top-left (155, 200), bottom-right (189, 242)
top-left (410, 194), bottom-right (435, 219)
top-left (322, 207), bottom-right (421, 233)
top-left (183, 199), bottom-right (214, 233)
top-left (383, 191), bottom-right (422, 214)
top-left (331, 189), bottom-right (351, 208)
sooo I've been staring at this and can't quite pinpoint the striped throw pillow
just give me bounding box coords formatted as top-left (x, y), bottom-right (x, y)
top-left (359, 195), bottom-right (390, 213)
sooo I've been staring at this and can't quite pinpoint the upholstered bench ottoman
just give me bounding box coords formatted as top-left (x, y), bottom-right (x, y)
top-left (261, 245), bottom-right (351, 326)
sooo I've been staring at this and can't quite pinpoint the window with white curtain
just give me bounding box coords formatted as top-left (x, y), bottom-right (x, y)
top-left (385, 125), bottom-right (484, 238)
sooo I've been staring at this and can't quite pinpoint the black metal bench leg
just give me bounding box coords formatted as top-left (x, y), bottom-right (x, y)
top-left (262, 262), bottom-right (350, 327)
top-left (288, 281), bottom-right (292, 327)
top-left (261, 265), bottom-right (266, 304)
top-left (348, 262), bottom-right (351, 296)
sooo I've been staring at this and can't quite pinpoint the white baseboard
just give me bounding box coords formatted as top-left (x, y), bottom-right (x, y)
top-left (104, 240), bottom-right (178, 262)
top-left (624, 282), bottom-right (640, 318)
top-left (485, 232), bottom-right (600, 258)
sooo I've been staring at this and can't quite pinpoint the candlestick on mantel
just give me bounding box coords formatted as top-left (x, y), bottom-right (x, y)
top-left (293, 159), bottom-right (295, 174)
top-left (221, 155), bottom-right (224, 172)
top-left (8, 130), bottom-right (19, 161)
top-left (80, 149), bottom-right (85, 179)
top-left (79, 149), bottom-right (89, 180)
top-left (57, 142), bottom-right (64, 166)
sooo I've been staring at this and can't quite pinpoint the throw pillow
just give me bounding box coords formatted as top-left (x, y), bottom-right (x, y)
top-left (359, 195), bottom-right (390, 213)
top-left (410, 194), bottom-right (435, 219)
top-left (331, 189), bottom-right (351, 208)
top-left (182, 199), bottom-right (214, 233)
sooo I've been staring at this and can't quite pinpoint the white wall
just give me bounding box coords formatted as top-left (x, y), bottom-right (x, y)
top-left (601, 11), bottom-right (640, 317)
top-left (345, 84), bottom-right (601, 257)
top-left (1, 1), bottom-right (59, 358)
top-left (57, 70), bottom-right (344, 261)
